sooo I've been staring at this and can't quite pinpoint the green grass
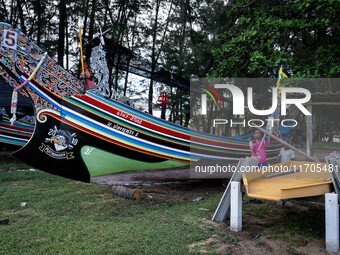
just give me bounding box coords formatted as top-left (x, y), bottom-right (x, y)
top-left (256, 240), bottom-right (265, 245)
top-left (0, 170), bottom-right (220, 255)
top-left (313, 142), bottom-right (340, 150)
top-left (0, 170), bottom-right (328, 254)
top-left (270, 215), bottom-right (324, 239)
top-left (243, 203), bottom-right (270, 218)
top-left (268, 203), bottom-right (324, 247)
top-left (243, 200), bottom-right (324, 248)
top-left (213, 231), bottom-right (239, 242)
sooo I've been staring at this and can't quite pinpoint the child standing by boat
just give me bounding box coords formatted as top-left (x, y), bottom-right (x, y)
top-left (249, 129), bottom-right (269, 169)
top-left (276, 145), bottom-right (295, 163)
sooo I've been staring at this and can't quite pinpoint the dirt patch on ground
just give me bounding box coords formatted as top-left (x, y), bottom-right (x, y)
top-left (188, 198), bottom-right (329, 255)
top-left (133, 179), bottom-right (226, 203)
top-left (123, 178), bottom-right (330, 254)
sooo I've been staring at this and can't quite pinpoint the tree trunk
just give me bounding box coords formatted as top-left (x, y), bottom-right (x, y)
top-left (0, 0), bottom-right (8, 21)
top-left (65, 18), bottom-right (69, 70)
top-left (10, 0), bottom-right (14, 24)
top-left (57, 0), bottom-right (66, 67)
top-left (114, 67), bottom-right (119, 97)
top-left (16, 0), bottom-right (26, 34)
top-left (180, 90), bottom-right (183, 125)
top-left (82, 0), bottom-right (90, 38)
top-left (124, 16), bottom-right (138, 97)
top-left (88, 0), bottom-right (97, 41)
top-left (108, 66), bottom-right (113, 97)
top-left (123, 63), bottom-right (130, 97)
top-left (36, 0), bottom-right (42, 45)
top-left (148, 0), bottom-right (160, 115)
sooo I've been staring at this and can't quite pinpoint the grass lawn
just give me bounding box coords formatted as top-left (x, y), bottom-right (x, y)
top-left (0, 170), bottom-right (219, 255)
top-left (0, 167), bottom-right (328, 254)
top-left (0, 158), bottom-right (31, 170)
top-left (313, 142), bottom-right (340, 150)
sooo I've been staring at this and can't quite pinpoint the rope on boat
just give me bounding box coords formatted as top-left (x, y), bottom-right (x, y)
top-left (10, 52), bottom-right (48, 125)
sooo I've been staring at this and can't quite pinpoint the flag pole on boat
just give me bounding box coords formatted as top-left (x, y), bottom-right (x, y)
top-left (79, 27), bottom-right (85, 78)
top-left (257, 66), bottom-right (288, 153)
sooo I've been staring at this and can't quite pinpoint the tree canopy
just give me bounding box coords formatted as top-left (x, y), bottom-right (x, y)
top-left (0, 0), bottom-right (339, 124)
top-left (212, 0), bottom-right (340, 78)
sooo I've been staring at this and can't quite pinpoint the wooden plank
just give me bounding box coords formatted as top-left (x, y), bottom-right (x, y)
top-left (262, 168), bottom-right (301, 179)
top-left (256, 126), bottom-right (317, 162)
top-left (212, 156), bottom-right (260, 222)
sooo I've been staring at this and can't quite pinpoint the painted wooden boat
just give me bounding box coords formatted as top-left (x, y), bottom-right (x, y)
top-left (0, 23), bottom-right (282, 183)
top-left (0, 79), bottom-right (34, 150)
top-left (0, 112), bottom-right (34, 149)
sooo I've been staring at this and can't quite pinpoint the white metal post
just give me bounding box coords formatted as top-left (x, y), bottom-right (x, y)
top-left (326, 193), bottom-right (339, 253)
top-left (230, 181), bottom-right (242, 232)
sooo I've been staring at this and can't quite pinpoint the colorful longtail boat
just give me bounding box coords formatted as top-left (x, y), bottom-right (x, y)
top-left (0, 112), bottom-right (34, 149)
top-left (0, 23), bottom-right (282, 184)
top-left (0, 79), bottom-right (34, 150)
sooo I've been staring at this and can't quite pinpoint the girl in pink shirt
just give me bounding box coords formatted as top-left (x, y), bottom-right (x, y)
top-left (249, 129), bottom-right (269, 168)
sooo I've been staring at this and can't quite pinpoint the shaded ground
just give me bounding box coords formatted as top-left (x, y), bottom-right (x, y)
top-left (294, 148), bottom-right (338, 162)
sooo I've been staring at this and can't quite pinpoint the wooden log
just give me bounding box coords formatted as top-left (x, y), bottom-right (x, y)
top-left (112, 186), bottom-right (142, 200)
top-left (256, 126), bottom-right (317, 162)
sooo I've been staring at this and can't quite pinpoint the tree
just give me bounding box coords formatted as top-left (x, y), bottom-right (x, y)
top-left (57, 0), bottom-right (66, 67)
top-left (147, 0), bottom-right (161, 115)
top-left (212, 0), bottom-right (340, 78)
top-left (32, 0), bottom-right (45, 45)
top-left (159, 0), bottom-right (231, 122)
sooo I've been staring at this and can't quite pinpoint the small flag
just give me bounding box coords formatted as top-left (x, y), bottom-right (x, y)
top-left (276, 66), bottom-right (288, 97)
